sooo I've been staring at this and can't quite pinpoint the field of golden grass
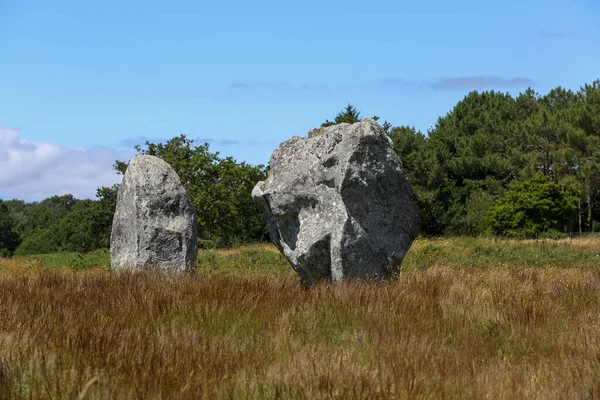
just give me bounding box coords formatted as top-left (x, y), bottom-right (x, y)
top-left (1, 237), bottom-right (600, 399)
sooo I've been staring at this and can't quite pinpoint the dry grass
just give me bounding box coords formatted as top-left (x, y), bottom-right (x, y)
top-left (1, 238), bottom-right (600, 399)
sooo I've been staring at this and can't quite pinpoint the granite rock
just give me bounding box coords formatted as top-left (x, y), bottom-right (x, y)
top-left (252, 119), bottom-right (421, 286)
top-left (110, 155), bottom-right (198, 273)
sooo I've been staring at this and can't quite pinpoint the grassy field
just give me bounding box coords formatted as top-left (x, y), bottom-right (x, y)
top-left (1, 237), bottom-right (600, 399)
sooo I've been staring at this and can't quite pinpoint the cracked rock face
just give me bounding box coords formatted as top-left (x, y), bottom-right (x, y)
top-left (110, 155), bottom-right (198, 273)
top-left (252, 119), bottom-right (421, 286)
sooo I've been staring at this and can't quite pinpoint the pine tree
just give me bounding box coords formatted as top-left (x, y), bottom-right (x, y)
top-left (322, 103), bottom-right (362, 126)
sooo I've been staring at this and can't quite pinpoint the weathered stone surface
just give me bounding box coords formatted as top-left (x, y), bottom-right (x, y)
top-left (110, 155), bottom-right (198, 273)
top-left (252, 119), bottom-right (421, 286)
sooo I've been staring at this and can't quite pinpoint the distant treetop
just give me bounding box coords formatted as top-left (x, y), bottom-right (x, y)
top-left (322, 103), bottom-right (380, 127)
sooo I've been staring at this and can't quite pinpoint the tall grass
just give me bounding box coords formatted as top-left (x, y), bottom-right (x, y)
top-left (0, 238), bottom-right (599, 398)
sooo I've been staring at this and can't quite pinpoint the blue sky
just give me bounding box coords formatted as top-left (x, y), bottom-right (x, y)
top-left (1, 0), bottom-right (599, 200)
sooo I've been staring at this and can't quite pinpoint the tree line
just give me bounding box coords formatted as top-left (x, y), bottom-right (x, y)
top-left (1, 80), bottom-right (599, 256)
top-left (0, 137), bottom-right (269, 256)
top-left (387, 81), bottom-right (600, 237)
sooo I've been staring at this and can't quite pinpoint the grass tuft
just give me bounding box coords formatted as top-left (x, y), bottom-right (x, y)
top-left (0, 237), bottom-right (599, 398)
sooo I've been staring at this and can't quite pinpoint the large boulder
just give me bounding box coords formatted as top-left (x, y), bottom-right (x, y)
top-left (110, 155), bottom-right (198, 273)
top-left (252, 119), bottom-right (420, 286)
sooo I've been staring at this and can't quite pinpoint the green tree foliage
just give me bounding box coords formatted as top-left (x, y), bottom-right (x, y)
top-left (3, 137), bottom-right (268, 255)
top-left (379, 81), bottom-right (600, 236)
top-left (321, 103), bottom-right (380, 127)
top-left (117, 135), bottom-right (268, 247)
top-left (12, 197), bottom-right (109, 255)
top-left (578, 80), bottom-right (600, 137)
top-left (3, 192), bottom-right (117, 256)
top-left (486, 175), bottom-right (580, 237)
top-left (387, 125), bottom-right (447, 234)
top-left (321, 88), bottom-right (600, 237)
top-left (575, 81), bottom-right (600, 231)
top-left (410, 90), bottom-right (524, 235)
top-left (5, 80), bottom-right (600, 255)
top-left (322, 103), bottom-right (361, 127)
top-left (0, 200), bottom-right (20, 256)
top-left (92, 185), bottom-right (119, 248)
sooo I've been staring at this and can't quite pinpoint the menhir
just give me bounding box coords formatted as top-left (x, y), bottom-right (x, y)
top-left (110, 155), bottom-right (198, 273)
top-left (252, 119), bottom-right (421, 286)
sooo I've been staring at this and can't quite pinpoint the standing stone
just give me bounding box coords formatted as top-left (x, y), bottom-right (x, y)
top-left (110, 155), bottom-right (198, 273)
top-left (252, 119), bottom-right (421, 286)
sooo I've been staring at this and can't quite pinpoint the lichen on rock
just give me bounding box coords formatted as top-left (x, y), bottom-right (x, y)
top-left (252, 119), bottom-right (421, 286)
top-left (110, 155), bottom-right (198, 273)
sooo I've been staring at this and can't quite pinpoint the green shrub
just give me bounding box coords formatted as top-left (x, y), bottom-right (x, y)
top-left (486, 175), bottom-right (579, 237)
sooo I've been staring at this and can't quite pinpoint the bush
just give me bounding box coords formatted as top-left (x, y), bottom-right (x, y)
top-left (486, 175), bottom-right (579, 237)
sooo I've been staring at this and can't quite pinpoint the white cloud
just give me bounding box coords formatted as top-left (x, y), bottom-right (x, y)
top-left (0, 128), bottom-right (134, 201)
